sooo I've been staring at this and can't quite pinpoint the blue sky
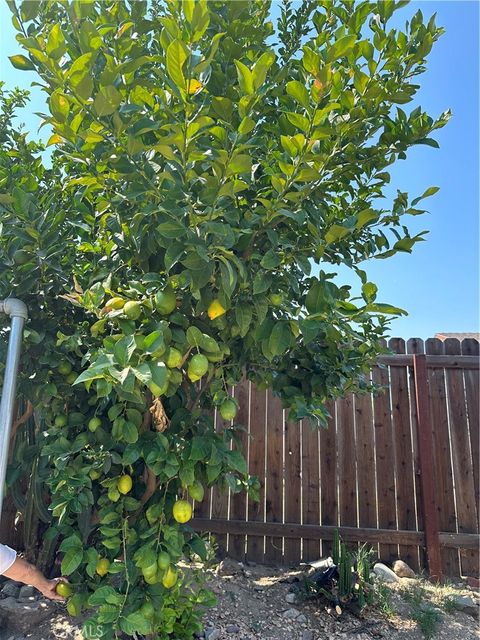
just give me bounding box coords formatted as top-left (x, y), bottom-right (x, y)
top-left (0, 1), bottom-right (478, 340)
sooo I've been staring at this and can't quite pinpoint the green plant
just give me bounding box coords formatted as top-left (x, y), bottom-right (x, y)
top-left (299, 533), bottom-right (374, 613)
top-left (1, 0), bottom-right (448, 637)
top-left (440, 595), bottom-right (457, 615)
top-left (402, 584), bottom-right (443, 639)
top-left (373, 581), bottom-right (396, 618)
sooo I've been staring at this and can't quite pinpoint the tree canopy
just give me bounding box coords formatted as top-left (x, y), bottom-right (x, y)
top-left (0, 1), bottom-right (448, 638)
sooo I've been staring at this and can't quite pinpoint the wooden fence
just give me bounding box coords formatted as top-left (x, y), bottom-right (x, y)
top-left (193, 337), bottom-right (480, 579)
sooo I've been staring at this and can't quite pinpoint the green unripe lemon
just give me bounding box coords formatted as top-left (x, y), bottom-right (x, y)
top-left (57, 360), bottom-right (72, 375)
top-left (166, 347), bottom-right (182, 368)
top-left (143, 561), bottom-right (158, 579)
top-left (66, 372), bottom-right (77, 384)
top-left (96, 558), bottom-right (110, 576)
top-left (144, 572), bottom-right (159, 585)
top-left (187, 354), bottom-right (209, 381)
top-left (172, 499), bottom-right (192, 524)
top-left (187, 480), bottom-right (204, 502)
top-left (54, 414), bottom-right (68, 427)
top-left (140, 600), bottom-right (155, 619)
top-left (157, 551), bottom-right (170, 571)
top-left (89, 469), bottom-right (101, 480)
top-left (269, 293), bottom-right (283, 306)
top-left (220, 399), bottom-right (237, 421)
top-left (88, 417), bottom-right (102, 432)
top-left (155, 287), bottom-right (176, 315)
top-left (56, 582), bottom-right (73, 597)
top-left (162, 566), bottom-right (178, 589)
top-left (117, 474), bottom-right (133, 495)
top-left (124, 300), bottom-right (142, 320)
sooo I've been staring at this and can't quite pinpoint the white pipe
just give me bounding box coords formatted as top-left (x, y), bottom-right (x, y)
top-left (0, 299), bottom-right (28, 520)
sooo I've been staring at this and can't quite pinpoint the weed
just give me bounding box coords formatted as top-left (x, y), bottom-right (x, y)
top-left (440, 595), bottom-right (457, 614)
top-left (374, 582), bottom-right (396, 618)
top-left (402, 584), bottom-right (442, 639)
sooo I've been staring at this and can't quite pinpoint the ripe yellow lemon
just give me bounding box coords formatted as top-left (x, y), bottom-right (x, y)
top-left (155, 287), bottom-right (177, 315)
top-left (56, 582), bottom-right (73, 597)
top-left (124, 300), bottom-right (142, 320)
top-left (96, 558), bottom-right (110, 576)
top-left (105, 297), bottom-right (125, 310)
top-left (162, 565), bottom-right (178, 589)
top-left (157, 551), bottom-right (170, 571)
top-left (207, 299), bottom-right (226, 320)
top-left (118, 474), bottom-right (133, 495)
top-left (187, 354), bottom-right (209, 381)
top-left (172, 499), bottom-right (193, 524)
top-left (220, 399), bottom-right (237, 421)
top-left (166, 347), bottom-right (182, 368)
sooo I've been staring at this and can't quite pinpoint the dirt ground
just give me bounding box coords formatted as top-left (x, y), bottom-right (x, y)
top-left (1, 561), bottom-right (479, 640)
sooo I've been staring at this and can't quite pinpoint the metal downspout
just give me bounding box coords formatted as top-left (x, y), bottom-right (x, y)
top-left (0, 299), bottom-right (28, 520)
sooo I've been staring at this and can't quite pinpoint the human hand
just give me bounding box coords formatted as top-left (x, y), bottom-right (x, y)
top-left (39, 577), bottom-right (69, 601)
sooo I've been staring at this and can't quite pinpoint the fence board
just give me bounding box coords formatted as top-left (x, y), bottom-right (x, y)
top-left (462, 339), bottom-right (480, 528)
top-left (355, 383), bottom-right (378, 558)
top-left (444, 339), bottom-right (479, 577)
top-left (302, 419), bottom-right (321, 561)
top-left (425, 338), bottom-right (460, 576)
top-left (284, 418), bottom-right (301, 564)
top-left (389, 338), bottom-right (418, 569)
top-left (337, 394), bottom-right (357, 531)
top-left (210, 409), bottom-right (230, 556)
top-left (372, 360), bottom-right (398, 563)
top-left (265, 395), bottom-right (284, 564)
top-left (246, 385), bottom-right (267, 564)
top-left (229, 380), bottom-right (250, 561)
top-left (407, 338), bottom-right (426, 571)
top-left (319, 401), bottom-right (337, 557)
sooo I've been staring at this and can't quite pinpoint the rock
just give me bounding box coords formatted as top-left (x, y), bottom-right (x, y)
top-left (18, 585), bottom-right (36, 600)
top-left (373, 562), bottom-right (399, 583)
top-left (216, 558), bottom-right (243, 576)
top-left (205, 629), bottom-right (221, 640)
top-left (283, 607), bottom-right (300, 619)
top-left (450, 594), bottom-right (479, 617)
top-left (226, 624), bottom-right (240, 633)
top-left (392, 560), bottom-right (415, 579)
top-left (297, 614), bottom-right (307, 623)
top-left (286, 592), bottom-right (299, 604)
top-left (0, 597), bottom-right (51, 633)
top-left (302, 632), bottom-right (314, 640)
top-left (0, 582), bottom-right (20, 599)
top-left (400, 577), bottom-right (419, 587)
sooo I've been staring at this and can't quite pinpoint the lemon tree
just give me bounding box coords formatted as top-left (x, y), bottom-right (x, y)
top-left (0, 1), bottom-right (448, 638)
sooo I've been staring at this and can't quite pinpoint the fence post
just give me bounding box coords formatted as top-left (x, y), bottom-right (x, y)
top-left (413, 354), bottom-right (443, 581)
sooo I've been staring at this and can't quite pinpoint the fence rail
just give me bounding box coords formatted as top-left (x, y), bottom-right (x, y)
top-left (193, 337), bottom-right (480, 578)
